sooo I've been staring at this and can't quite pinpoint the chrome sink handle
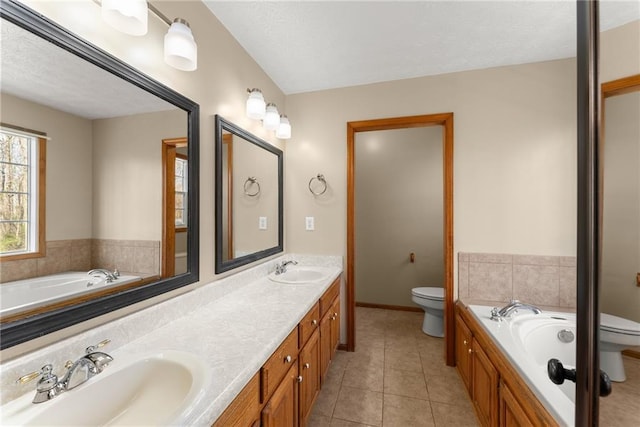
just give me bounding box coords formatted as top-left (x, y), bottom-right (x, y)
top-left (274, 260), bottom-right (298, 275)
top-left (16, 364), bottom-right (63, 403)
top-left (85, 338), bottom-right (111, 354)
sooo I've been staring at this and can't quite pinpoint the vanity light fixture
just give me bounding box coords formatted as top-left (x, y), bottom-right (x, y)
top-left (246, 88), bottom-right (266, 119)
top-left (164, 18), bottom-right (198, 71)
top-left (245, 88), bottom-right (292, 139)
top-left (275, 115), bottom-right (291, 139)
top-left (96, 0), bottom-right (198, 71)
top-left (101, 0), bottom-right (148, 36)
top-left (263, 103), bottom-right (280, 131)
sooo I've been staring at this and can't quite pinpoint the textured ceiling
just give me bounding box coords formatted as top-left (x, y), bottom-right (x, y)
top-left (205, 0), bottom-right (640, 94)
top-left (1, 19), bottom-right (175, 120)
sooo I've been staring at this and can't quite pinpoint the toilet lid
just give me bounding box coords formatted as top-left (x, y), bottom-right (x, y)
top-left (411, 287), bottom-right (444, 300)
top-left (600, 313), bottom-right (640, 336)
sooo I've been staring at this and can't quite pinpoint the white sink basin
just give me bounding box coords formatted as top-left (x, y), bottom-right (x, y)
top-left (1, 351), bottom-right (207, 426)
top-left (268, 266), bottom-right (332, 284)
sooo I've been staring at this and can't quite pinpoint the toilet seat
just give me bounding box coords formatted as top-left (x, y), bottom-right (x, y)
top-left (411, 287), bottom-right (444, 301)
top-left (600, 313), bottom-right (640, 336)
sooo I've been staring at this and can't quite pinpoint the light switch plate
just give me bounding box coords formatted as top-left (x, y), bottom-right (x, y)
top-left (305, 216), bottom-right (315, 231)
top-left (259, 216), bottom-right (267, 230)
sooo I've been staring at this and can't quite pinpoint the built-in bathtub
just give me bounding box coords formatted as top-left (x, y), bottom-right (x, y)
top-left (1, 272), bottom-right (142, 317)
top-left (468, 305), bottom-right (576, 426)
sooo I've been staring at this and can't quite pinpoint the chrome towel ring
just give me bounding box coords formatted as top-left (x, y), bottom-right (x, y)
top-left (309, 174), bottom-right (327, 196)
top-left (244, 176), bottom-right (261, 196)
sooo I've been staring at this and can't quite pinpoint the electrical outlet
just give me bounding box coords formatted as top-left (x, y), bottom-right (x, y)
top-left (259, 216), bottom-right (267, 230)
top-left (305, 216), bottom-right (315, 231)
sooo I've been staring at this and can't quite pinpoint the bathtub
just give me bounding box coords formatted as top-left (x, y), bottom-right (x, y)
top-left (468, 305), bottom-right (576, 426)
top-left (1, 272), bottom-right (142, 317)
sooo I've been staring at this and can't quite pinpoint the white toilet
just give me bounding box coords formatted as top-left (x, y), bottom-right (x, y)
top-left (411, 287), bottom-right (445, 337)
top-left (600, 313), bottom-right (640, 382)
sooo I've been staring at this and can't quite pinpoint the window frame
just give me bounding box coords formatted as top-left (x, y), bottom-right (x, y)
top-left (174, 153), bottom-right (188, 229)
top-left (0, 129), bottom-right (46, 261)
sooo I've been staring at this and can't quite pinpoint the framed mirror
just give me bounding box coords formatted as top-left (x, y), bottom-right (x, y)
top-left (0, 1), bottom-right (199, 349)
top-left (215, 115), bottom-right (283, 273)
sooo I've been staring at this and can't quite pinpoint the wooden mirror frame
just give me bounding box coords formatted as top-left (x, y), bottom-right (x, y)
top-left (214, 115), bottom-right (283, 274)
top-left (0, 1), bottom-right (200, 349)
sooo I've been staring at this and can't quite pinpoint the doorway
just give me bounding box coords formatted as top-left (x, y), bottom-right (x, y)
top-left (162, 137), bottom-right (188, 278)
top-left (347, 113), bottom-right (454, 364)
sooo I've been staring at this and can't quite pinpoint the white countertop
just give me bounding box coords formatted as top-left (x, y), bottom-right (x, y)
top-left (114, 266), bottom-right (341, 425)
top-left (0, 255), bottom-right (342, 426)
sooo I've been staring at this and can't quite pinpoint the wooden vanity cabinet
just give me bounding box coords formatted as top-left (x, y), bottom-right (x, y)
top-left (212, 373), bottom-right (261, 427)
top-left (319, 277), bottom-right (340, 384)
top-left (298, 329), bottom-right (320, 426)
top-left (213, 275), bottom-right (342, 427)
top-left (455, 302), bottom-right (557, 427)
top-left (262, 363), bottom-right (299, 427)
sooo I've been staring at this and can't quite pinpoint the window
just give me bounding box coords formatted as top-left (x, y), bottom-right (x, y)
top-left (0, 128), bottom-right (46, 259)
top-left (175, 155), bottom-right (188, 228)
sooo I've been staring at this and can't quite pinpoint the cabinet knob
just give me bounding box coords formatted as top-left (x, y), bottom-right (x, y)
top-left (304, 363), bottom-right (310, 369)
top-left (297, 375), bottom-right (303, 383)
top-left (463, 339), bottom-right (468, 346)
top-left (285, 355), bottom-right (292, 363)
top-left (334, 312), bottom-right (338, 317)
top-left (468, 349), bottom-right (473, 354)
top-left (311, 319), bottom-right (317, 326)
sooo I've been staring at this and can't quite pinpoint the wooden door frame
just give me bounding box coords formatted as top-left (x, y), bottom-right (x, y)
top-left (347, 113), bottom-right (455, 365)
top-left (162, 137), bottom-right (188, 278)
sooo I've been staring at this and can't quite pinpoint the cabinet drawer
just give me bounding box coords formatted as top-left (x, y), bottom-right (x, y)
top-left (319, 277), bottom-right (340, 317)
top-left (299, 303), bottom-right (320, 348)
top-left (212, 373), bottom-right (260, 427)
top-left (261, 328), bottom-right (299, 403)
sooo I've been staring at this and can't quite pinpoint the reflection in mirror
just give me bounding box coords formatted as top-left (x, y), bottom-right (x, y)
top-left (601, 75), bottom-right (640, 325)
top-left (0, 1), bottom-right (199, 349)
top-left (215, 115), bottom-right (283, 273)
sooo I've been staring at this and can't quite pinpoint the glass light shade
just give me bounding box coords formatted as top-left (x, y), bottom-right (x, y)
top-left (246, 89), bottom-right (266, 119)
top-left (276, 115), bottom-right (291, 139)
top-left (164, 19), bottom-right (198, 71)
top-left (263, 103), bottom-right (280, 131)
top-left (101, 0), bottom-right (148, 36)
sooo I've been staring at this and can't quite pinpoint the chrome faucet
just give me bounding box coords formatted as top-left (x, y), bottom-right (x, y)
top-left (275, 260), bottom-right (298, 275)
top-left (88, 268), bottom-right (119, 283)
top-left (16, 339), bottom-right (113, 403)
top-left (490, 300), bottom-right (542, 321)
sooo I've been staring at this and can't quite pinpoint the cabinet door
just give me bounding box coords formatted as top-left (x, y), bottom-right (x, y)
top-left (455, 312), bottom-right (473, 392)
top-left (299, 329), bottom-right (320, 426)
top-left (319, 309), bottom-right (332, 384)
top-left (262, 363), bottom-right (299, 427)
top-left (500, 381), bottom-right (534, 427)
top-left (472, 338), bottom-right (499, 427)
top-left (330, 297), bottom-right (340, 354)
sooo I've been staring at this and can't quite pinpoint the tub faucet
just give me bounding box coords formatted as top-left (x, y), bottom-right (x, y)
top-left (275, 260), bottom-right (298, 275)
top-left (490, 300), bottom-right (542, 321)
top-left (88, 268), bottom-right (119, 283)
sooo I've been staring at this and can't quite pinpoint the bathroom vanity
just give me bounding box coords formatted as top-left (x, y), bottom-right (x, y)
top-left (213, 276), bottom-right (341, 426)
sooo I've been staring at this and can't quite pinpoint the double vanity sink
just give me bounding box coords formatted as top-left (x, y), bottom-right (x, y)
top-left (2, 351), bottom-right (207, 426)
top-left (1, 261), bottom-right (341, 426)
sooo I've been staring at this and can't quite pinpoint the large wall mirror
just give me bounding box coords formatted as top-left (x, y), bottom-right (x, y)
top-left (0, 1), bottom-right (199, 349)
top-left (215, 115), bottom-right (283, 273)
top-left (600, 74), bottom-right (640, 327)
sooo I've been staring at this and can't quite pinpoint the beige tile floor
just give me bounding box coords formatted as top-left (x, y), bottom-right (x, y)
top-left (308, 307), bottom-right (479, 427)
top-left (308, 306), bottom-right (640, 427)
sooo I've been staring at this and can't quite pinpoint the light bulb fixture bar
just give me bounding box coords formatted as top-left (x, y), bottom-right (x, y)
top-left (92, 0), bottom-right (197, 71)
top-left (245, 88), bottom-right (292, 140)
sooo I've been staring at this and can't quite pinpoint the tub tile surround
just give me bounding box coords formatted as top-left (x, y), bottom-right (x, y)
top-left (0, 253), bottom-right (343, 425)
top-left (458, 252), bottom-right (577, 308)
top-left (0, 239), bottom-right (161, 283)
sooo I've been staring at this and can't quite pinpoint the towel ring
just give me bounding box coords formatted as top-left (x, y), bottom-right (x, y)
top-left (244, 177), bottom-right (261, 197)
top-left (308, 174), bottom-right (327, 196)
